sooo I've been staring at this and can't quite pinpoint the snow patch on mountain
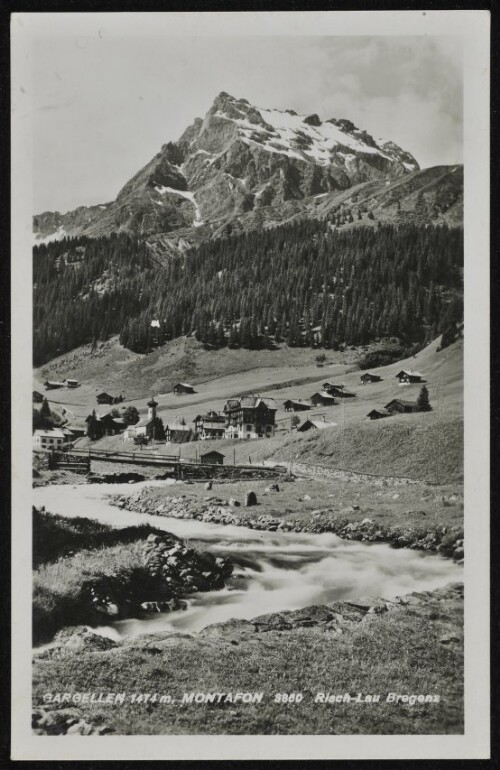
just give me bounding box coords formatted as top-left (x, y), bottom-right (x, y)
top-left (34, 226), bottom-right (67, 245)
top-left (155, 185), bottom-right (204, 227)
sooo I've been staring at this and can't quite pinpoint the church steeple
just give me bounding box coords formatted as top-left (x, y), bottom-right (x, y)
top-left (147, 396), bottom-right (158, 421)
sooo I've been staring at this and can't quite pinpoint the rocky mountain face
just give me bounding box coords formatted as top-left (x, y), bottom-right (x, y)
top-left (34, 92), bottom-right (461, 250)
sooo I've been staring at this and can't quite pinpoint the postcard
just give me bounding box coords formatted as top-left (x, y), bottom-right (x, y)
top-left (11, 9), bottom-right (490, 761)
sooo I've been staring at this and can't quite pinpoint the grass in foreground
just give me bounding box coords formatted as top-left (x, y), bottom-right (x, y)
top-left (33, 588), bottom-right (463, 735)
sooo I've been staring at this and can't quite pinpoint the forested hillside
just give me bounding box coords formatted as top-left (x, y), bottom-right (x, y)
top-left (33, 221), bottom-right (463, 366)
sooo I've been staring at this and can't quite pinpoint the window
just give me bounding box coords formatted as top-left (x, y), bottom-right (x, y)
top-left (247, 424), bottom-right (252, 432)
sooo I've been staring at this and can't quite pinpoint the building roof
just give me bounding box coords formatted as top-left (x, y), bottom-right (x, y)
top-left (396, 370), bottom-right (424, 378)
top-left (200, 450), bottom-right (225, 458)
top-left (65, 378), bottom-right (79, 383)
top-left (174, 382), bottom-right (194, 389)
top-left (312, 391), bottom-right (337, 400)
top-left (385, 399), bottom-right (417, 409)
top-left (96, 392), bottom-right (114, 399)
top-left (34, 428), bottom-right (65, 438)
top-left (284, 399), bottom-right (312, 407)
top-left (194, 412), bottom-right (225, 423)
top-left (135, 416), bottom-right (153, 428)
top-left (367, 408), bottom-right (391, 417)
top-left (299, 419), bottom-right (337, 430)
top-left (226, 396), bottom-right (277, 411)
top-left (44, 380), bottom-right (65, 387)
top-left (361, 372), bottom-right (382, 379)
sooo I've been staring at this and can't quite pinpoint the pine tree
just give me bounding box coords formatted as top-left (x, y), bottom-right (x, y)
top-left (417, 385), bottom-right (432, 412)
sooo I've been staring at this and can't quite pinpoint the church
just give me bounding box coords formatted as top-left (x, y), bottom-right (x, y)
top-left (123, 397), bottom-right (161, 442)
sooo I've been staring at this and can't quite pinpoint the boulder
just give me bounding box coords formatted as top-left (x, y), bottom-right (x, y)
top-left (49, 625), bottom-right (120, 654)
top-left (245, 490), bottom-right (258, 507)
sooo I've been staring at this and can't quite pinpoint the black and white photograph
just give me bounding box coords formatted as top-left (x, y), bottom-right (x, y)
top-left (11, 9), bottom-right (490, 761)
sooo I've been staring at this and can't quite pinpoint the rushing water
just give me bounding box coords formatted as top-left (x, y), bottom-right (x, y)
top-left (33, 482), bottom-right (463, 640)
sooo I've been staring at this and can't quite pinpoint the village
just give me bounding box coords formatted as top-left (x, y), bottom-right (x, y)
top-left (33, 356), bottom-right (433, 471)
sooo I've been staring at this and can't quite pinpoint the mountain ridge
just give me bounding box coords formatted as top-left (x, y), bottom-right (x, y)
top-left (33, 91), bottom-right (462, 249)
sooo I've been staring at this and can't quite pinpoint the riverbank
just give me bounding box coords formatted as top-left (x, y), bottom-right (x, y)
top-left (33, 508), bottom-right (233, 644)
top-left (33, 581), bottom-right (464, 735)
top-left (112, 476), bottom-right (464, 560)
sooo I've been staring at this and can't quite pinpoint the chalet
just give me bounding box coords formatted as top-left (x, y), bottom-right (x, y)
top-left (44, 380), bottom-right (65, 390)
top-left (297, 418), bottom-right (337, 432)
top-left (200, 450), bottom-right (225, 465)
top-left (396, 370), bottom-right (425, 385)
top-left (323, 383), bottom-right (356, 398)
top-left (310, 391), bottom-right (337, 407)
top-left (165, 424), bottom-right (193, 444)
top-left (224, 396), bottom-right (277, 440)
top-left (283, 399), bottom-right (311, 412)
top-left (174, 383), bottom-right (195, 395)
top-left (33, 390), bottom-right (44, 403)
top-left (100, 414), bottom-right (127, 436)
top-left (33, 428), bottom-right (65, 451)
top-left (384, 399), bottom-right (418, 414)
top-left (367, 408), bottom-right (392, 420)
top-left (360, 373), bottom-right (382, 384)
top-left (96, 392), bottom-right (115, 405)
top-left (65, 379), bottom-right (79, 389)
top-left (193, 410), bottom-right (226, 440)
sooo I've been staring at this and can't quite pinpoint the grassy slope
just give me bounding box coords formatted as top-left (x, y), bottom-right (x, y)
top-left (33, 586), bottom-right (463, 735)
top-left (34, 335), bottom-right (362, 408)
top-left (61, 336), bottom-right (462, 483)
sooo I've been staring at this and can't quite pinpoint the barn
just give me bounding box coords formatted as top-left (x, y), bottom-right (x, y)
top-left (310, 391), bottom-right (337, 407)
top-left (367, 408), bottom-right (392, 420)
top-left (360, 373), bottom-right (382, 384)
top-left (396, 370), bottom-right (425, 384)
top-left (297, 418), bottom-right (337, 432)
top-left (384, 399), bottom-right (418, 414)
top-left (283, 399), bottom-right (311, 412)
top-left (200, 450), bottom-right (225, 465)
top-left (174, 383), bottom-right (195, 395)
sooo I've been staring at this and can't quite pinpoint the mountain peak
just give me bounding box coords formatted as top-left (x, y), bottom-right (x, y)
top-left (33, 92), bottom-right (435, 244)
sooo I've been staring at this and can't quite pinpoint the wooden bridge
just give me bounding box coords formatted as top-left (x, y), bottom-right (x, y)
top-left (51, 448), bottom-right (287, 480)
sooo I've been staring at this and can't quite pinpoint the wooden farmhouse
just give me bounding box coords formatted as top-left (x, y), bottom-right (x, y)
top-left (367, 408), bottom-right (392, 420)
top-left (310, 391), bottom-right (337, 407)
top-left (384, 399), bottom-right (418, 414)
top-left (200, 450), bottom-right (225, 465)
top-left (44, 380), bottom-right (65, 390)
top-left (100, 414), bottom-right (126, 436)
top-left (224, 396), bottom-right (277, 440)
top-left (396, 370), bottom-right (425, 385)
top-left (323, 383), bottom-right (356, 398)
top-left (360, 373), bottom-right (382, 384)
top-left (173, 383), bottom-right (195, 395)
top-left (297, 418), bottom-right (337, 432)
top-left (65, 379), bottom-right (79, 389)
top-left (193, 410), bottom-right (226, 440)
top-left (165, 424), bottom-right (193, 444)
top-left (96, 392), bottom-right (118, 405)
top-left (283, 399), bottom-right (311, 412)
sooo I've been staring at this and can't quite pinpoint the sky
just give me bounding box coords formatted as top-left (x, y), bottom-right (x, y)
top-left (23, 30), bottom-right (462, 213)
